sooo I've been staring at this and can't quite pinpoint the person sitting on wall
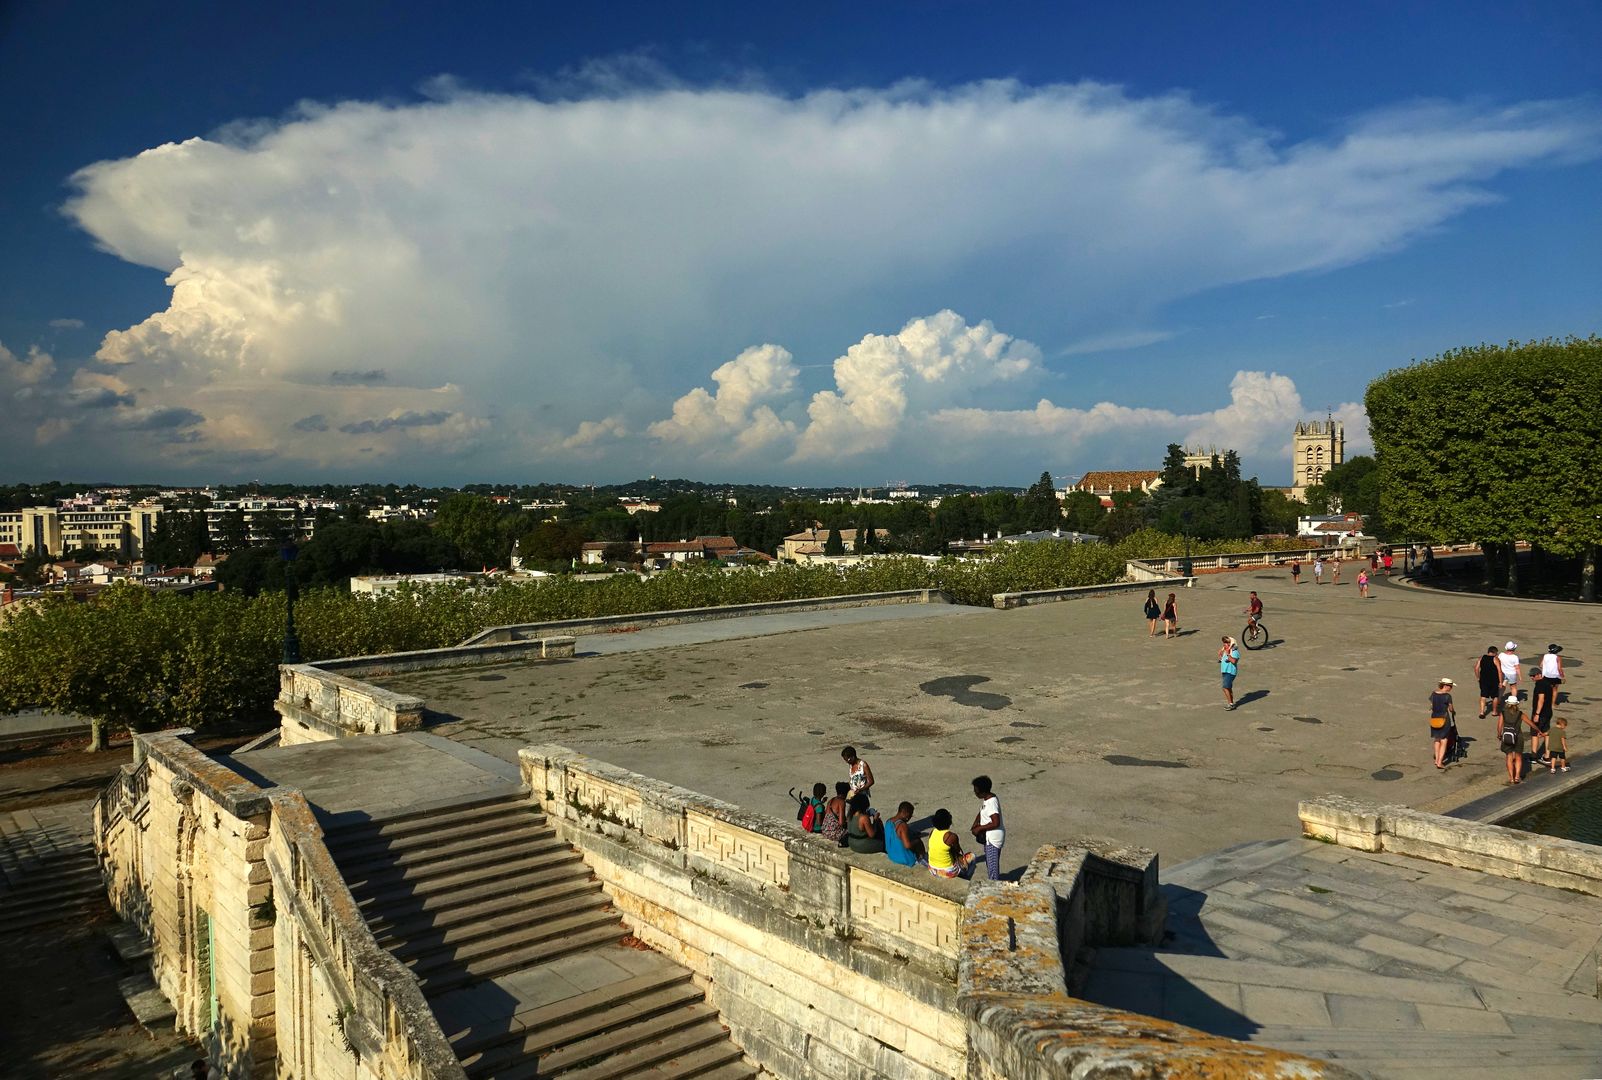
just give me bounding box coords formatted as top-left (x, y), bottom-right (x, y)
top-left (884, 801), bottom-right (925, 867)
top-left (925, 808), bottom-right (976, 878)
top-left (820, 782), bottom-right (850, 847)
top-left (845, 792), bottom-right (885, 855)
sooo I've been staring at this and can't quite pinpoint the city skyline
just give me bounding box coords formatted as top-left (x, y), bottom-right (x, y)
top-left (2, 3), bottom-right (1598, 486)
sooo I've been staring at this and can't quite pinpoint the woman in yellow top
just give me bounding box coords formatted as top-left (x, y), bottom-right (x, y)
top-left (925, 808), bottom-right (976, 879)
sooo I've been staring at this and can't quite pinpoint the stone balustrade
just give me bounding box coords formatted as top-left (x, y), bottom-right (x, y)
top-left (275, 637), bottom-right (573, 744)
top-left (521, 744), bottom-right (969, 1080)
top-left (1300, 794), bottom-right (1602, 895)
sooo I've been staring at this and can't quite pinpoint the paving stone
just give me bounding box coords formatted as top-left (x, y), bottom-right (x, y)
top-left (1196, 907), bottom-right (1290, 943)
top-left (1285, 936), bottom-right (1386, 971)
top-left (1240, 985), bottom-right (1331, 1027)
top-left (1355, 933), bottom-right (1464, 973)
top-left (1252, 888), bottom-right (1340, 920)
top-left (1400, 912), bottom-right (1506, 947)
top-left (1422, 934), bottom-right (1537, 970)
top-left (1325, 994), bottom-right (1421, 1031)
top-left (1161, 977), bottom-right (1250, 1034)
top-left (494, 967), bottom-right (583, 1012)
top-left (1338, 911), bottom-right (1442, 947)
top-left (1426, 878), bottom-right (1516, 903)
top-left (1476, 985), bottom-right (1602, 1022)
top-left (1415, 1003), bottom-right (1512, 1035)
top-left (534, 950), bottom-right (629, 993)
top-left (1079, 968), bottom-right (1165, 1015)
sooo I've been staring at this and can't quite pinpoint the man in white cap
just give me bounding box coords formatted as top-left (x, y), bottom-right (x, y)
top-left (1497, 642), bottom-right (1521, 693)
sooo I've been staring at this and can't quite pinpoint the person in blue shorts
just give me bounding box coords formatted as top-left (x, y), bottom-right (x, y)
top-left (1219, 635), bottom-right (1241, 710)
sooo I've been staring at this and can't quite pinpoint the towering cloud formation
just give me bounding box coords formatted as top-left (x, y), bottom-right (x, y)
top-left (14, 78), bottom-right (1593, 478)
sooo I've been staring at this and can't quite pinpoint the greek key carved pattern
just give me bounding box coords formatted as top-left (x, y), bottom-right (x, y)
top-left (568, 770), bottom-right (643, 827)
top-left (849, 871), bottom-right (960, 952)
top-left (685, 811), bottom-right (790, 888)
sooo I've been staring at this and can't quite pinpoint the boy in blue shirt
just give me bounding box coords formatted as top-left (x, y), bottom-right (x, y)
top-left (1219, 636), bottom-right (1241, 710)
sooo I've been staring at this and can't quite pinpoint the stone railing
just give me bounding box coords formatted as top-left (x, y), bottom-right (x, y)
top-left (94, 757), bottom-right (153, 942)
top-left (521, 745), bottom-right (969, 1080)
top-left (1128, 543), bottom-right (1359, 579)
top-left (1300, 795), bottom-right (1602, 896)
top-left (992, 577), bottom-right (1192, 609)
top-left (275, 637), bottom-right (574, 744)
top-left (267, 790), bottom-right (467, 1080)
top-left (461, 589), bottom-right (950, 645)
top-left (959, 841), bottom-right (1354, 1079)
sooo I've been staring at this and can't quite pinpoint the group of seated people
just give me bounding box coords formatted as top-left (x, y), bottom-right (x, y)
top-left (796, 747), bottom-right (990, 879)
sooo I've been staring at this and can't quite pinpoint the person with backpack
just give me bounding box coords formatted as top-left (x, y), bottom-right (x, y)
top-left (1429, 678), bottom-right (1456, 769)
top-left (792, 782), bottom-right (827, 833)
top-left (1498, 691), bottom-right (1539, 785)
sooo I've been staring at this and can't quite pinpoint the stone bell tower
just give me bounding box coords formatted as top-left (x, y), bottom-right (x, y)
top-left (1291, 417), bottom-right (1344, 501)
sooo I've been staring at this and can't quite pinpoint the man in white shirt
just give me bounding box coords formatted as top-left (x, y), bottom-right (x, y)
top-left (1498, 642), bottom-right (1521, 691)
top-left (971, 775), bottom-right (1005, 881)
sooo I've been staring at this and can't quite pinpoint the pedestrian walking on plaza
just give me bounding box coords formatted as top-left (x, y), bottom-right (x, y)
top-left (1498, 642), bottom-right (1521, 694)
top-left (1383, 551), bottom-right (1394, 576)
top-left (1331, 556), bottom-right (1342, 585)
top-left (1476, 645), bottom-right (1502, 718)
top-left (1357, 568), bottom-right (1369, 598)
top-left (1541, 644), bottom-right (1565, 698)
top-left (1313, 556), bottom-right (1325, 584)
top-left (1370, 551), bottom-right (1380, 572)
top-left (1498, 692), bottom-right (1539, 785)
top-left (1144, 589), bottom-right (1162, 637)
top-left (1219, 635), bottom-right (1241, 710)
top-left (1290, 559), bottom-right (1302, 584)
top-left (842, 746), bottom-right (874, 798)
top-left (1404, 547), bottom-right (1414, 574)
top-left (1162, 592), bottom-right (1179, 637)
top-left (1429, 678), bottom-right (1457, 769)
top-left (1531, 673), bottom-right (1556, 766)
top-left (970, 776), bottom-right (1005, 881)
top-left (1549, 717), bottom-right (1571, 773)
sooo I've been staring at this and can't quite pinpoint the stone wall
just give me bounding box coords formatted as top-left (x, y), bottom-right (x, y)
top-left (992, 577), bottom-right (1192, 609)
top-left (462, 589), bottom-right (951, 645)
top-left (520, 744), bottom-right (969, 1080)
top-left (959, 842), bottom-right (1355, 1080)
top-left (1300, 794), bottom-right (1602, 896)
top-left (95, 730), bottom-right (464, 1080)
top-left (275, 637), bottom-right (573, 745)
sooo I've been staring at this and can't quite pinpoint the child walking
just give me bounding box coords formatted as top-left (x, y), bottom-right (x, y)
top-left (1549, 717), bottom-right (1571, 773)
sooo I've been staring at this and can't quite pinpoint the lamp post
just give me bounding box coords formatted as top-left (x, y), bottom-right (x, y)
top-left (280, 541), bottom-right (301, 664)
top-left (1180, 510), bottom-right (1194, 578)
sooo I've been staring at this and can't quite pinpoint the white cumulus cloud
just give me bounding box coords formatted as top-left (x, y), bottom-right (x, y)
top-left (20, 76), bottom-right (1593, 478)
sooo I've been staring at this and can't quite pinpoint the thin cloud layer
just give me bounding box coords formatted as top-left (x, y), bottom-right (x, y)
top-left (15, 78), bottom-right (1593, 479)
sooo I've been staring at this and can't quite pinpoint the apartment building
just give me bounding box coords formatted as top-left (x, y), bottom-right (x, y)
top-left (0, 504), bottom-right (163, 559)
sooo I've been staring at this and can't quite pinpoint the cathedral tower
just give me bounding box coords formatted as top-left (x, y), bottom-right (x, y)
top-left (1291, 417), bottom-right (1344, 501)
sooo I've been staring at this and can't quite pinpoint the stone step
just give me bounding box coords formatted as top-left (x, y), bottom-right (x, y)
top-left (2, 861), bottom-right (102, 896)
top-left (2, 879), bottom-right (106, 915)
top-left (450, 967), bottom-right (694, 1057)
top-left (345, 832), bottom-right (572, 892)
top-left (391, 891), bottom-right (614, 963)
top-left (330, 808), bottom-right (549, 868)
top-left (406, 906), bottom-right (621, 977)
top-left (542, 1012), bottom-right (735, 1080)
top-left (337, 821), bottom-right (556, 878)
top-left (374, 875), bottom-right (602, 948)
top-left (606, 1038), bottom-right (750, 1080)
top-left (1253, 1028), bottom-right (1602, 1055)
top-left (673, 1064), bottom-right (760, 1080)
top-left (0, 897), bottom-right (108, 935)
top-left (416, 923), bottom-right (626, 997)
top-left (461, 978), bottom-right (703, 1072)
top-left (325, 792), bottom-right (529, 843)
top-left (354, 846), bottom-right (586, 911)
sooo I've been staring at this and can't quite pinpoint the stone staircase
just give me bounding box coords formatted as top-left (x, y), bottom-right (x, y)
top-left (324, 791), bottom-right (757, 1080)
top-left (0, 804), bottom-right (105, 934)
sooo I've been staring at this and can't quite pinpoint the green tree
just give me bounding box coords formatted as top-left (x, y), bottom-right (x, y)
top-left (214, 509), bottom-right (250, 553)
top-left (824, 526), bottom-right (845, 556)
top-left (435, 494), bottom-right (512, 568)
top-left (1021, 471), bottom-right (1061, 530)
top-left (1062, 490), bottom-right (1105, 534)
top-left (1366, 336), bottom-right (1602, 598)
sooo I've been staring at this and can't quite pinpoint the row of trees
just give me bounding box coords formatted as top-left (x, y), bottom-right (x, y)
top-left (1367, 335), bottom-right (1601, 600)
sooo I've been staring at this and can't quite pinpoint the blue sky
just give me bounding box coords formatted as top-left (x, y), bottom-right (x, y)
top-left (2, 2), bottom-right (1598, 487)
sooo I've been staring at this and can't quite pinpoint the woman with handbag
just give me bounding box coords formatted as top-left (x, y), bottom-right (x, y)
top-left (1429, 678), bottom-right (1456, 769)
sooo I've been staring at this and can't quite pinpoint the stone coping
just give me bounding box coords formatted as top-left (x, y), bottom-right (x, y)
top-left (310, 637), bottom-right (575, 674)
top-left (520, 743), bottom-right (968, 974)
top-left (1300, 793), bottom-right (1602, 895)
top-left (958, 840), bottom-right (1354, 1079)
top-left (138, 728), bottom-right (272, 819)
top-left (462, 589), bottom-right (951, 645)
top-left (993, 577), bottom-right (1193, 609)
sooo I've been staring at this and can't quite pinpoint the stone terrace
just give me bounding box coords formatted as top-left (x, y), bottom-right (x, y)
top-left (375, 571), bottom-right (1602, 870)
top-left (1081, 836), bottom-right (1602, 1077)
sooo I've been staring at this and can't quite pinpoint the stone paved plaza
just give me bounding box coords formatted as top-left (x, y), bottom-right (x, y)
top-left (378, 570), bottom-right (1601, 872)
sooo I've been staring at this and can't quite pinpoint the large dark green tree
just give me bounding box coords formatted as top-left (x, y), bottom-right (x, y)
top-left (1366, 336), bottom-right (1602, 599)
